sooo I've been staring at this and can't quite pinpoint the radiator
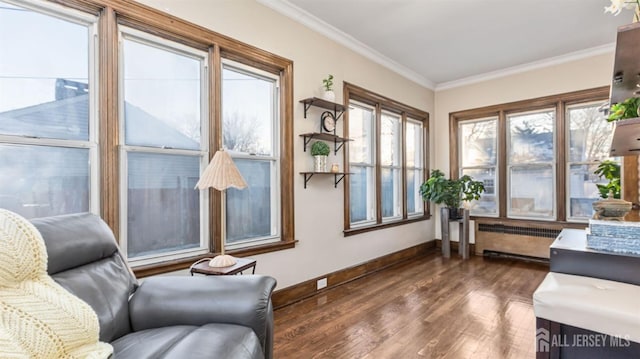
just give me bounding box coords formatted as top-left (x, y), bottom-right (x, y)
top-left (475, 223), bottom-right (561, 259)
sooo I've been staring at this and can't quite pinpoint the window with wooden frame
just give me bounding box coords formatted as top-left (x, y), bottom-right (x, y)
top-left (221, 60), bottom-right (281, 250)
top-left (344, 83), bottom-right (429, 236)
top-left (0, 0), bottom-right (294, 275)
top-left (118, 26), bottom-right (210, 266)
top-left (450, 86), bottom-right (620, 225)
top-left (0, 0), bottom-right (99, 220)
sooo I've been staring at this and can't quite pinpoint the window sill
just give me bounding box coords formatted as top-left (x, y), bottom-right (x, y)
top-left (132, 240), bottom-right (297, 278)
top-left (344, 215), bottom-right (430, 237)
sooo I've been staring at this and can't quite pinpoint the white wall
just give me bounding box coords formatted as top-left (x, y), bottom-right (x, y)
top-left (136, 0), bottom-right (436, 289)
top-left (433, 53), bottom-right (615, 241)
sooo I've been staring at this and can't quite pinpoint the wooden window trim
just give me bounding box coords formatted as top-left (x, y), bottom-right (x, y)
top-left (42, 0), bottom-right (295, 274)
top-left (343, 82), bottom-right (430, 233)
top-left (450, 86), bottom-right (628, 227)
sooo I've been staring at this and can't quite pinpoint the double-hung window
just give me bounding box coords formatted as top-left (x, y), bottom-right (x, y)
top-left (458, 117), bottom-right (498, 216)
top-left (406, 119), bottom-right (425, 216)
top-left (222, 61), bottom-right (280, 249)
top-left (380, 111), bottom-right (402, 221)
top-left (1, 0), bottom-right (294, 274)
top-left (345, 84), bottom-right (429, 234)
top-left (349, 102), bottom-right (376, 226)
top-left (566, 102), bottom-right (616, 221)
top-left (507, 109), bottom-right (556, 220)
top-left (452, 87), bottom-right (615, 224)
top-left (0, 1), bottom-right (98, 219)
top-left (119, 27), bottom-right (209, 265)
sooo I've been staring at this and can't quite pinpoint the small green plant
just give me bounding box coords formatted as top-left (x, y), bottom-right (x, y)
top-left (322, 74), bottom-right (334, 91)
top-left (594, 160), bottom-right (621, 199)
top-left (419, 169), bottom-right (485, 209)
top-left (607, 97), bottom-right (640, 122)
top-left (310, 141), bottom-right (330, 156)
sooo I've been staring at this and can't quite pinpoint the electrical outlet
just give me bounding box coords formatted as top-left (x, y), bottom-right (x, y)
top-left (317, 278), bottom-right (327, 290)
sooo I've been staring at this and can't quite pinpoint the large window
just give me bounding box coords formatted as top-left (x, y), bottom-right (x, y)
top-left (406, 119), bottom-right (425, 216)
top-left (1, 0), bottom-right (294, 273)
top-left (345, 83), bottom-right (429, 234)
top-left (507, 109), bottom-right (556, 220)
top-left (222, 62), bottom-right (280, 249)
top-left (0, 1), bottom-right (98, 219)
top-left (119, 28), bottom-right (209, 264)
top-left (452, 87), bottom-right (616, 224)
top-left (566, 102), bottom-right (616, 221)
top-left (380, 111), bottom-right (403, 221)
top-left (458, 118), bottom-right (498, 216)
top-left (349, 102), bottom-right (376, 225)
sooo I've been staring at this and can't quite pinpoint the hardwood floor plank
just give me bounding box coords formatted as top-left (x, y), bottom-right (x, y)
top-left (274, 251), bottom-right (548, 358)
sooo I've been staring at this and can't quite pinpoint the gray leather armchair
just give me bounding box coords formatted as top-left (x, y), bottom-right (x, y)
top-left (31, 213), bottom-right (276, 359)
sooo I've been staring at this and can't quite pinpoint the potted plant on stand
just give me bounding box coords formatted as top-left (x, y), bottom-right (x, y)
top-left (322, 74), bottom-right (335, 102)
top-left (419, 169), bottom-right (485, 220)
top-left (311, 141), bottom-right (330, 172)
top-left (592, 159), bottom-right (632, 220)
top-left (594, 160), bottom-right (621, 199)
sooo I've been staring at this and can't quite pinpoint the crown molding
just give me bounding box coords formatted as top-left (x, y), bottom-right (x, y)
top-left (256, 0), bottom-right (435, 89)
top-left (435, 43), bottom-right (615, 91)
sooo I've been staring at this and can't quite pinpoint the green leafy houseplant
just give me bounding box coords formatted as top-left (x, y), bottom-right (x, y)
top-left (310, 141), bottom-right (330, 156)
top-left (322, 74), bottom-right (334, 92)
top-left (607, 97), bottom-right (640, 122)
top-left (419, 169), bottom-right (485, 218)
top-left (594, 160), bottom-right (621, 199)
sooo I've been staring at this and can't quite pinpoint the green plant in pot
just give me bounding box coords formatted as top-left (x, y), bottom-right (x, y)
top-left (607, 97), bottom-right (640, 122)
top-left (594, 160), bottom-right (621, 199)
top-left (321, 74), bottom-right (335, 102)
top-left (311, 141), bottom-right (330, 172)
top-left (419, 169), bottom-right (485, 219)
top-left (592, 160), bottom-right (631, 220)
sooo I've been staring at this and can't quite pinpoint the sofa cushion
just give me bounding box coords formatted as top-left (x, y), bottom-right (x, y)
top-left (0, 209), bottom-right (113, 358)
top-left (111, 324), bottom-right (264, 359)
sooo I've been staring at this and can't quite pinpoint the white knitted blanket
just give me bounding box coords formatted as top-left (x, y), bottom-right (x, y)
top-left (0, 209), bottom-right (113, 358)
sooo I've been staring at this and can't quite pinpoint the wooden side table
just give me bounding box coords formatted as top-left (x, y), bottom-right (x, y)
top-left (189, 257), bottom-right (257, 276)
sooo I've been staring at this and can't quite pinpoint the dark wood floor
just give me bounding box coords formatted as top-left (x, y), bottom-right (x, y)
top-left (273, 250), bottom-right (549, 359)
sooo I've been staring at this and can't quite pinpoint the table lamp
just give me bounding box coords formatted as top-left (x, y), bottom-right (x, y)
top-left (195, 149), bottom-right (247, 267)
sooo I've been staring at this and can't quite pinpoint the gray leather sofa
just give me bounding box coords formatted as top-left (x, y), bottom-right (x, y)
top-left (31, 213), bottom-right (277, 359)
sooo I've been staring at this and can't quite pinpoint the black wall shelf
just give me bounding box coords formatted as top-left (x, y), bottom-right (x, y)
top-left (300, 172), bottom-right (351, 189)
top-left (300, 132), bottom-right (351, 154)
top-left (300, 97), bottom-right (346, 120)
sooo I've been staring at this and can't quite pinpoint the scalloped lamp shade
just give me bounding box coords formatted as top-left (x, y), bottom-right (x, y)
top-left (195, 150), bottom-right (247, 191)
top-left (195, 149), bottom-right (247, 268)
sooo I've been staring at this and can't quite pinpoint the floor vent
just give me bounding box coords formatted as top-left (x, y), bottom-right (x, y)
top-left (477, 223), bottom-right (560, 239)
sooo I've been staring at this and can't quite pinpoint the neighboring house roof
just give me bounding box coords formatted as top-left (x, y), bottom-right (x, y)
top-left (0, 86), bottom-right (201, 189)
top-left (0, 94), bottom-right (198, 149)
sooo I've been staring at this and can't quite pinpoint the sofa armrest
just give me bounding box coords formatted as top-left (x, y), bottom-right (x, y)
top-left (129, 275), bottom-right (276, 351)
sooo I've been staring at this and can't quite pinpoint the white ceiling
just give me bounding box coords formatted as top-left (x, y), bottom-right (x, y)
top-left (259, 0), bottom-right (633, 89)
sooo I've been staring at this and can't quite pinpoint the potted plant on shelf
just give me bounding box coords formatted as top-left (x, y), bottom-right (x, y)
top-left (419, 169), bottom-right (485, 219)
top-left (607, 97), bottom-right (640, 122)
top-left (322, 74), bottom-right (335, 102)
top-left (311, 141), bottom-right (330, 172)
